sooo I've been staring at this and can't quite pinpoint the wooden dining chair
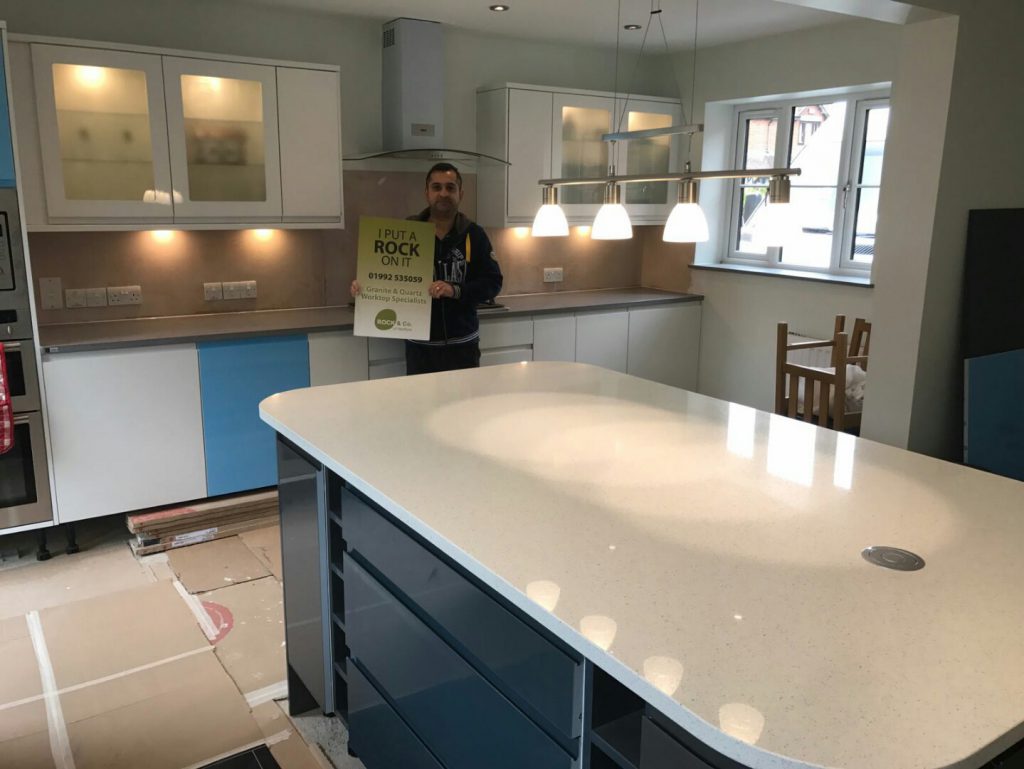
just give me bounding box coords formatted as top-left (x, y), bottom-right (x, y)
top-left (775, 318), bottom-right (869, 433)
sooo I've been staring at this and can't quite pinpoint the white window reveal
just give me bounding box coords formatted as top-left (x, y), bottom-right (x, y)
top-left (726, 91), bottom-right (890, 276)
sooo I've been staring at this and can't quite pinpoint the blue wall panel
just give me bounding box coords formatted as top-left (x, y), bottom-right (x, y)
top-left (965, 349), bottom-right (1024, 482)
top-left (0, 48), bottom-right (17, 188)
top-left (199, 335), bottom-right (310, 495)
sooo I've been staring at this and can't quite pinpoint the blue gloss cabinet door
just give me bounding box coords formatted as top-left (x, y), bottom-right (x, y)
top-left (0, 43), bottom-right (17, 188)
top-left (965, 349), bottom-right (1024, 482)
top-left (198, 335), bottom-right (310, 495)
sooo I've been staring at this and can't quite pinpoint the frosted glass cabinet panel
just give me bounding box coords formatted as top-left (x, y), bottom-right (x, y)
top-left (31, 45), bottom-right (174, 221)
top-left (163, 57), bottom-right (282, 219)
top-left (618, 99), bottom-right (681, 219)
top-left (552, 94), bottom-right (614, 215)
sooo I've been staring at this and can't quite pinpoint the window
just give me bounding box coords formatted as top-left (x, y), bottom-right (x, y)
top-left (726, 91), bottom-right (890, 276)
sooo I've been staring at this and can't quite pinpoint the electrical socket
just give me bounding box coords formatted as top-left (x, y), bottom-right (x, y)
top-left (204, 282), bottom-right (223, 301)
top-left (85, 287), bottom-right (107, 307)
top-left (107, 285), bottom-right (142, 305)
top-left (40, 278), bottom-right (63, 310)
top-left (65, 288), bottom-right (87, 308)
top-left (543, 267), bottom-right (564, 283)
top-left (223, 280), bottom-right (257, 300)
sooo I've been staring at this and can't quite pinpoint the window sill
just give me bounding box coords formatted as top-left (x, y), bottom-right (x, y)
top-left (689, 262), bottom-right (874, 288)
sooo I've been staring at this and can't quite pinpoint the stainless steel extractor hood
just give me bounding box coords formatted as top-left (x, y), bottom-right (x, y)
top-left (344, 17), bottom-right (507, 164)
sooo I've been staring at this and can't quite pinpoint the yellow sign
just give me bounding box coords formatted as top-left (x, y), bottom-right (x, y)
top-left (353, 216), bottom-right (434, 340)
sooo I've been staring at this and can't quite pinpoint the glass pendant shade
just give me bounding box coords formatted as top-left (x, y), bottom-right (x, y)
top-left (531, 187), bottom-right (569, 236)
top-left (591, 184), bottom-right (633, 240)
top-left (663, 180), bottom-right (708, 242)
top-left (761, 176), bottom-right (797, 247)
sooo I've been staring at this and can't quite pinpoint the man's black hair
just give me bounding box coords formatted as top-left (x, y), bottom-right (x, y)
top-left (425, 162), bottom-right (463, 189)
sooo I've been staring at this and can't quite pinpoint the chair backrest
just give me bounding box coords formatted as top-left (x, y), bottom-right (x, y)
top-left (775, 322), bottom-right (861, 432)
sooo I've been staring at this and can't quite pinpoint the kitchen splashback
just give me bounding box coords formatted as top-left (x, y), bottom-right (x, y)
top-left (31, 170), bottom-right (691, 324)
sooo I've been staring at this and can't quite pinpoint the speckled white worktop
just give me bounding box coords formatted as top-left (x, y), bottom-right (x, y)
top-left (260, 362), bottom-right (1024, 769)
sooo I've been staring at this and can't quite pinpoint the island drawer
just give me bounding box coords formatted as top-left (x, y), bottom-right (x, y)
top-left (345, 556), bottom-right (575, 769)
top-left (348, 660), bottom-right (445, 769)
top-left (342, 486), bottom-right (583, 742)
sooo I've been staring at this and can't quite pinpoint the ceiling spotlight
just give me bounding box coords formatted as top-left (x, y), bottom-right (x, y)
top-left (489, 4), bottom-right (510, 11)
top-left (624, 24), bottom-right (642, 30)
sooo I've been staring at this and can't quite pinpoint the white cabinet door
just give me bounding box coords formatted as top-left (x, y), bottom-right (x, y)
top-left (575, 310), bottom-right (628, 373)
top-left (278, 67), bottom-right (343, 223)
top-left (507, 88), bottom-right (553, 223)
top-left (367, 336), bottom-right (406, 379)
top-left (308, 331), bottom-right (368, 386)
top-left (616, 98), bottom-right (682, 222)
top-left (43, 344), bottom-right (207, 522)
top-left (478, 316), bottom-right (533, 366)
top-left (533, 313), bottom-right (576, 362)
top-left (30, 44), bottom-right (175, 221)
top-left (551, 93), bottom-right (615, 222)
top-left (163, 57), bottom-right (282, 220)
top-left (627, 303), bottom-right (702, 390)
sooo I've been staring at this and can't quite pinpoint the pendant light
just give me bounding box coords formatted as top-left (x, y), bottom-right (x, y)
top-left (760, 176), bottom-right (798, 247)
top-left (592, 183), bottom-right (633, 240)
top-left (663, 175), bottom-right (709, 243)
top-left (531, 186), bottom-right (569, 237)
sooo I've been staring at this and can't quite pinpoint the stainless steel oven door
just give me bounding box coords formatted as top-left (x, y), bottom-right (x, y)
top-left (0, 412), bottom-right (53, 531)
top-left (3, 340), bottom-right (41, 412)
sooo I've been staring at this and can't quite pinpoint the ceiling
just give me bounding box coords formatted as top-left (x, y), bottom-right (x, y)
top-left (237, 0), bottom-right (860, 51)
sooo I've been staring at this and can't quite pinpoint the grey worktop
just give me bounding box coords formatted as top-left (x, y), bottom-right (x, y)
top-left (39, 288), bottom-right (701, 353)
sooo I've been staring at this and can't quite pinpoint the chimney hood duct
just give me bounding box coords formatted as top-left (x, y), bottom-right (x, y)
top-left (344, 18), bottom-right (508, 164)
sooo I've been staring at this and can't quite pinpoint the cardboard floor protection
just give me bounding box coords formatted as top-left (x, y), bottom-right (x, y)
top-left (38, 581), bottom-right (209, 690)
top-left (168, 536), bottom-right (272, 594)
top-left (61, 650), bottom-right (262, 769)
top-left (0, 614), bottom-right (55, 769)
top-left (251, 701), bottom-right (329, 769)
top-left (201, 577), bottom-right (286, 696)
top-left (0, 542), bottom-right (154, 621)
top-left (239, 526), bottom-right (284, 582)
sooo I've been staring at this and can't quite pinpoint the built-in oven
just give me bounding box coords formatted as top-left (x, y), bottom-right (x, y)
top-left (0, 191), bottom-right (34, 341)
top-left (0, 411), bottom-right (52, 530)
top-left (2, 338), bottom-right (40, 412)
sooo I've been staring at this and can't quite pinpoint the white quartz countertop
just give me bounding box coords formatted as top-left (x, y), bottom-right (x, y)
top-left (39, 288), bottom-right (698, 352)
top-left (259, 362), bottom-right (1024, 769)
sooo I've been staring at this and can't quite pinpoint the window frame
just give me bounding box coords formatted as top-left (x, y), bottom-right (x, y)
top-left (724, 89), bottom-right (891, 277)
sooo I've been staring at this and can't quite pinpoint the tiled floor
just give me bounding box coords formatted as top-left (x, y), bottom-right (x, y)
top-left (0, 515), bottom-right (365, 769)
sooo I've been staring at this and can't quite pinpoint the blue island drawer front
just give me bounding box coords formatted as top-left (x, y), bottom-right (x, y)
top-left (198, 335), bottom-right (310, 495)
top-left (345, 556), bottom-right (574, 769)
top-left (349, 661), bottom-right (445, 769)
top-left (343, 487), bottom-right (583, 741)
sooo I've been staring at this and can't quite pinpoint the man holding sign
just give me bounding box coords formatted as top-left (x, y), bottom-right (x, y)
top-left (353, 163), bottom-right (503, 375)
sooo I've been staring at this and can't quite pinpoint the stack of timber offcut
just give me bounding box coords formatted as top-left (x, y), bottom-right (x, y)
top-left (127, 491), bottom-right (279, 555)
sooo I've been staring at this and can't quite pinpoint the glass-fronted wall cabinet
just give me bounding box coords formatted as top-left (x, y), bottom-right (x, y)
top-left (31, 44), bottom-right (175, 222)
top-left (476, 84), bottom-right (682, 228)
top-left (15, 38), bottom-right (342, 228)
top-left (163, 57), bottom-right (282, 220)
top-left (551, 94), bottom-right (615, 219)
top-left (615, 98), bottom-right (682, 219)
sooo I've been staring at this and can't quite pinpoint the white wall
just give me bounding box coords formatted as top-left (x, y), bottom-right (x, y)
top-left (858, 15), bottom-right (958, 450)
top-left (877, 0), bottom-right (1024, 458)
top-left (653, 19), bottom-right (900, 410)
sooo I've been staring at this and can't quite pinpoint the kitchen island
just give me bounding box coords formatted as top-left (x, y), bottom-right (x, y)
top-left (260, 362), bottom-right (1024, 769)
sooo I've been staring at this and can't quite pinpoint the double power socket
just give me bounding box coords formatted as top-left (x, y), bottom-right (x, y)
top-left (205, 280), bottom-right (257, 301)
top-left (39, 278), bottom-right (143, 309)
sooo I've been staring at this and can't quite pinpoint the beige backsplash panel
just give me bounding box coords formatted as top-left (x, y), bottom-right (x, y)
top-left (30, 228), bottom-right (330, 324)
top-left (31, 169), bottom-right (692, 324)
